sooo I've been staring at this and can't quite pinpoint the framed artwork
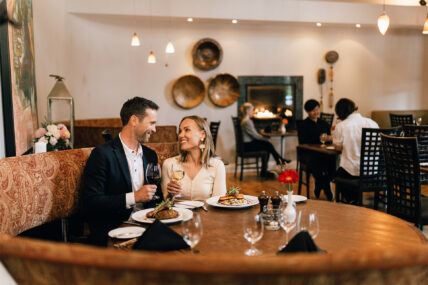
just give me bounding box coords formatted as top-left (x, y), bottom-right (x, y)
top-left (0, 0), bottom-right (38, 156)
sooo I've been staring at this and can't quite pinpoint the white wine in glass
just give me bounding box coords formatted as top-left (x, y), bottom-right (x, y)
top-left (320, 133), bottom-right (327, 147)
top-left (170, 163), bottom-right (185, 198)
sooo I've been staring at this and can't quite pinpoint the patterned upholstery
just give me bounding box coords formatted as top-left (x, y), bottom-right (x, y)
top-left (144, 142), bottom-right (179, 166)
top-left (0, 148), bottom-right (93, 236)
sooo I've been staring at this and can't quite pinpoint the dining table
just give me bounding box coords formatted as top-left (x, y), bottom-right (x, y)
top-left (112, 199), bottom-right (426, 255)
top-left (260, 130), bottom-right (297, 158)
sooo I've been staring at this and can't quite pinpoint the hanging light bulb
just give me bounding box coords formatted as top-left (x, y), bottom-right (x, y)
top-left (377, 12), bottom-right (390, 35)
top-left (423, 14), bottom-right (428, 34)
top-left (165, 41), bottom-right (175, 53)
top-left (147, 51), bottom-right (156, 63)
top-left (131, 33), bottom-right (140, 46)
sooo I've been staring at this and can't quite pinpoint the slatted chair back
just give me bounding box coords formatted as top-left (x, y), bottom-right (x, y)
top-left (209, 121), bottom-right (221, 149)
top-left (381, 133), bottom-right (423, 227)
top-left (389, 113), bottom-right (413, 127)
top-left (320, 112), bottom-right (334, 127)
top-left (232, 117), bottom-right (244, 155)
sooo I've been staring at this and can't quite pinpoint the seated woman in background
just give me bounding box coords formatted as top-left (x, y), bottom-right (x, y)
top-left (333, 98), bottom-right (379, 203)
top-left (162, 116), bottom-right (226, 200)
top-left (240, 102), bottom-right (288, 178)
top-left (299, 99), bottom-right (333, 200)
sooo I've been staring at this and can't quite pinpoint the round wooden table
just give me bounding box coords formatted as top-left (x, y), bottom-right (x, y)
top-left (162, 199), bottom-right (426, 256)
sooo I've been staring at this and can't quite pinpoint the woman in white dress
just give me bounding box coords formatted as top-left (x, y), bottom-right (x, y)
top-left (162, 116), bottom-right (227, 200)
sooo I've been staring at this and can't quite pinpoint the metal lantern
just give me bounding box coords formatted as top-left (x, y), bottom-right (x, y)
top-left (47, 74), bottom-right (75, 148)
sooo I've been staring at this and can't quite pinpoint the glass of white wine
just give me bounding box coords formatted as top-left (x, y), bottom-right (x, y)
top-left (320, 133), bottom-right (327, 147)
top-left (171, 163), bottom-right (185, 198)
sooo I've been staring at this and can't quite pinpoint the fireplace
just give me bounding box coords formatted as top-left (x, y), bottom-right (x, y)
top-left (238, 76), bottom-right (303, 131)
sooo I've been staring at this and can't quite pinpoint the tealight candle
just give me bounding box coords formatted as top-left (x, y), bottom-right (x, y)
top-left (34, 141), bottom-right (47, 153)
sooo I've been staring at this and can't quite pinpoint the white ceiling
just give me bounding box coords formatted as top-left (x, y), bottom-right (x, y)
top-left (307, 0), bottom-right (423, 6)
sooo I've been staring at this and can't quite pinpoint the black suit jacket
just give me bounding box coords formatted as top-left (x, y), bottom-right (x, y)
top-left (82, 136), bottom-right (162, 245)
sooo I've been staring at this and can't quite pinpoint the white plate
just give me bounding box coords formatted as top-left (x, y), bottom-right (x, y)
top-left (206, 195), bottom-right (259, 209)
top-left (282, 194), bottom-right (308, 203)
top-left (108, 226), bottom-right (145, 239)
top-left (131, 207), bottom-right (193, 224)
top-left (421, 162), bottom-right (428, 167)
top-left (174, 200), bottom-right (204, 209)
top-left (326, 146), bottom-right (335, 150)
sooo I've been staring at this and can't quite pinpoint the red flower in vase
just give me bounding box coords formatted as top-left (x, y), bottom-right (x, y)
top-left (278, 170), bottom-right (299, 184)
top-left (282, 118), bottom-right (288, 125)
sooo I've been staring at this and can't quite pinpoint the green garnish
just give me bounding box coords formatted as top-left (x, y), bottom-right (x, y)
top-left (227, 186), bottom-right (240, 196)
top-left (155, 201), bottom-right (165, 209)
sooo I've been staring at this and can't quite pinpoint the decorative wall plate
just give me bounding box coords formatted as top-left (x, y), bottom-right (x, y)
top-left (325, 51), bottom-right (339, 64)
top-left (208, 73), bottom-right (240, 107)
top-left (172, 75), bottom-right (205, 109)
top-left (192, 38), bottom-right (223, 71)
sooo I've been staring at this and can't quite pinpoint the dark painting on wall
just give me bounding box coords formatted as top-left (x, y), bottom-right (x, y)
top-left (0, 0), bottom-right (38, 156)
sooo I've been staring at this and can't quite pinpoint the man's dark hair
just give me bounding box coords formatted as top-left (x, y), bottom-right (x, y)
top-left (120, 97), bottom-right (159, 126)
top-left (304, 99), bottom-right (320, 112)
top-left (335, 98), bottom-right (358, 121)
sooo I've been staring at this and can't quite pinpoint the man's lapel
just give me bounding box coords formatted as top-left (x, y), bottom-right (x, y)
top-left (112, 137), bottom-right (132, 191)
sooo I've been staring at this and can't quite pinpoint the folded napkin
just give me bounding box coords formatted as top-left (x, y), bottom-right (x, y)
top-left (278, 231), bottom-right (325, 254)
top-left (132, 220), bottom-right (190, 251)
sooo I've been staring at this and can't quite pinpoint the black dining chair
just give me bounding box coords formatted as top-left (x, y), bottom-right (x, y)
top-left (334, 127), bottom-right (401, 208)
top-left (381, 133), bottom-right (428, 230)
top-left (231, 117), bottom-right (268, 181)
top-left (209, 121), bottom-right (221, 149)
top-left (320, 112), bottom-right (334, 127)
top-left (389, 113), bottom-right (413, 127)
top-left (403, 124), bottom-right (428, 184)
top-left (295, 120), bottom-right (313, 198)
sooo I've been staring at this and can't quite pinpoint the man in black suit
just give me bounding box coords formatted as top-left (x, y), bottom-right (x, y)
top-left (82, 97), bottom-right (163, 245)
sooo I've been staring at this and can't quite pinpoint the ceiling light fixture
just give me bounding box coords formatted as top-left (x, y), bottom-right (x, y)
top-left (423, 14), bottom-right (428, 34)
top-left (147, 0), bottom-right (156, 63)
top-left (130, 0), bottom-right (140, 46)
top-left (232, 19), bottom-right (238, 24)
top-left (147, 51), bottom-right (156, 63)
top-left (165, 41), bottom-right (175, 53)
top-left (377, 0), bottom-right (390, 35)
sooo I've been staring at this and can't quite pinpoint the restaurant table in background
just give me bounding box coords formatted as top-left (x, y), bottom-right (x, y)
top-left (297, 144), bottom-right (340, 179)
top-left (112, 200), bottom-right (426, 255)
top-left (260, 130), bottom-right (297, 158)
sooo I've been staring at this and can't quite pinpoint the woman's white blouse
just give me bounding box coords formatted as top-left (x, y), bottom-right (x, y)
top-left (161, 156), bottom-right (227, 201)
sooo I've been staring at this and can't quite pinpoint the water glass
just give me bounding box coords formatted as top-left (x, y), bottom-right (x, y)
top-left (243, 214), bottom-right (264, 256)
top-left (278, 205), bottom-right (297, 250)
top-left (297, 209), bottom-right (319, 239)
top-left (182, 212), bottom-right (203, 253)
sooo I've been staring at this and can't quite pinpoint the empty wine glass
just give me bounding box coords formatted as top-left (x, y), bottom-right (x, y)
top-left (320, 133), bottom-right (327, 147)
top-left (297, 209), bottom-right (319, 239)
top-left (278, 197), bottom-right (297, 250)
top-left (146, 163), bottom-right (161, 201)
top-left (243, 214), bottom-right (264, 256)
top-left (182, 212), bottom-right (203, 253)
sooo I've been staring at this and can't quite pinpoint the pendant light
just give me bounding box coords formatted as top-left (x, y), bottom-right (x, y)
top-left (377, 0), bottom-right (390, 35)
top-left (147, 51), bottom-right (156, 63)
top-left (130, 0), bottom-right (140, 46)
top-left (165, 41), bottom-right (175, 53)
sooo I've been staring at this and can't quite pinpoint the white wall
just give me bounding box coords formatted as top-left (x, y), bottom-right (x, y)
top-left (32, 1), bottom-right (428, 162)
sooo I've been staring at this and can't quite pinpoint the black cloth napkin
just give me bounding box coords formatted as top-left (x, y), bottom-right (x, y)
top-left (278, 231), bottom-right (325, 254)
top-left (132, 220), bottom-right (190, 251)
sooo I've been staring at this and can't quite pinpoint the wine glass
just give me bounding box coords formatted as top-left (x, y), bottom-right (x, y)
top-left (146, 163), bottom-right (161, 201)
top-left (297, 209), bottom-right (319, 239)
top-left (243, 214), bottom-right (264, 256)
top-left (170, 163), bottom-right (185, 198)
top-left (182, 212), bottom-right (203, 253)
top-left (417, 117), bottom-right (423, 126)
top-left (278, 198), bottom-right (297, 250)
top-left (320, 133), bottom-right (327, 147)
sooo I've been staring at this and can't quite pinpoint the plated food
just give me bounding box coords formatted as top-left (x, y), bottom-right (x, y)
top-left (218, 186), bottom-right (248, 206)
top-left (146, 200), bottom-right (179, 220)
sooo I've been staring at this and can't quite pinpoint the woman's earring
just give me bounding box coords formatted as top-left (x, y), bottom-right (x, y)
top-left (199, 138), bottom-right (205, 151)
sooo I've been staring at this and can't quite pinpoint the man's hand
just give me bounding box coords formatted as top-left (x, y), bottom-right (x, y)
top-left (134, 184), bottom-right (157, 202)
top-left (167, 180), bottom-right (182, 196)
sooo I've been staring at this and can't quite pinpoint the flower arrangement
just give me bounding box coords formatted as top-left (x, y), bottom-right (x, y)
top-left (282, 118), bottom-right (288, 125)
top-left (278, 169), bottom-right (299, 192)
top-left (34, 123), bottom-right (71, 151)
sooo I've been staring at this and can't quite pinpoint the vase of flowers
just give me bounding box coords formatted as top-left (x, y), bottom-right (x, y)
top-left (34, 123), bottom-right (71, 152)
top-left (278, 169), bottom-right (299, 223)
top-left (280, 118), bottom-right (288, 133)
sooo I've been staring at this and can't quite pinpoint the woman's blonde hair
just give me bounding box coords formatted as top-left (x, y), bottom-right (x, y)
top-left (178, 116), bottom-right (215, 167)
top-left (239, 102), bottom-right (253, 120)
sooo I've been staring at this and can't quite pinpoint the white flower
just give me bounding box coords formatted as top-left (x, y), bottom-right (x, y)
top-left (49, 137), bottom-right (58, 146)
top-left (53, 129), bottom-right (61, 139)
top-left (46, 125), bottom-right (58, 133)
top-left (45, 132), bottom-right (52, 137)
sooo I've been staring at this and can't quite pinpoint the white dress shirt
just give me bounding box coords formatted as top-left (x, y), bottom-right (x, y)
top-left (119, 133), bottom-right (144, 208)
top-left (333, 113), bottom-right (379, 176)
top-left (161, 156), bottom-right (227, 200)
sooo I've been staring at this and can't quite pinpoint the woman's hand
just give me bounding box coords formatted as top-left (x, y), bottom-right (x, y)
top-left (167, 180), bottom-right (182, 196)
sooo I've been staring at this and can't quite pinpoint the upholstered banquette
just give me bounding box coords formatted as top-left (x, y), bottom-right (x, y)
top-left (1, 148), bottom-right (428, 284)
